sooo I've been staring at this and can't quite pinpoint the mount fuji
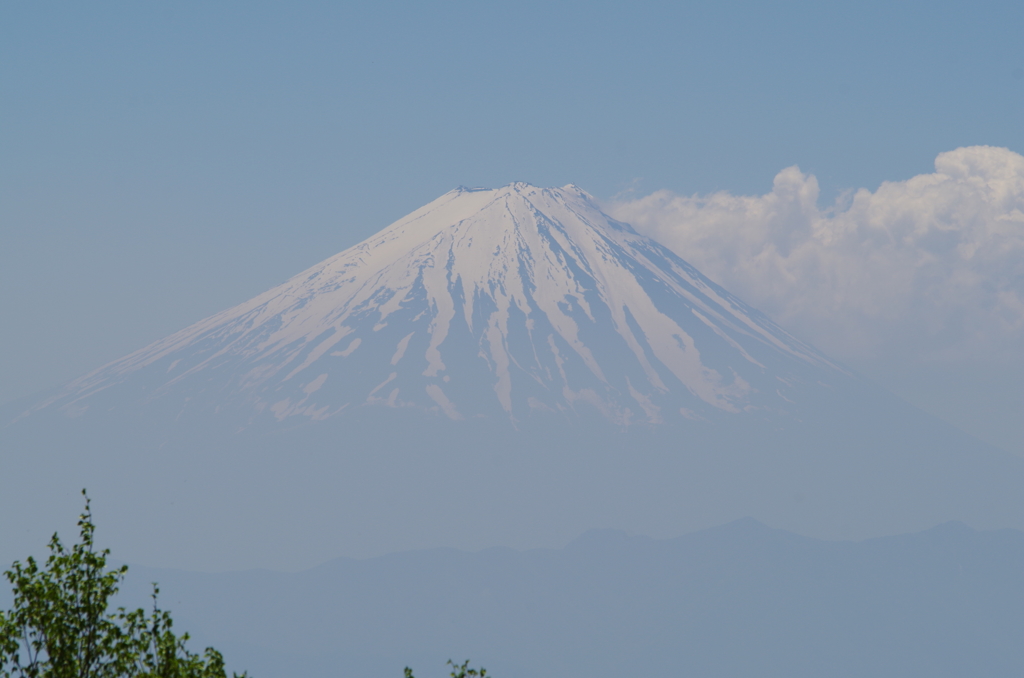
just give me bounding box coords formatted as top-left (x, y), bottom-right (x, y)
top-left (24, 182), bottom-right (840, 428)
top-left (3, 183), bottom-right (1024, 571)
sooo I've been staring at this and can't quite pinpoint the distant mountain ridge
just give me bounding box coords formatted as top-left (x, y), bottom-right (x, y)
top-left (20, 182), bottom-right (845, 429)
top-left (99, 519), bottom-right (1024, 678)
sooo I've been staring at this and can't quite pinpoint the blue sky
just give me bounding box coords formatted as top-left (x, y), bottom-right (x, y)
top-left (2, 0), bottom-right (1023, 450)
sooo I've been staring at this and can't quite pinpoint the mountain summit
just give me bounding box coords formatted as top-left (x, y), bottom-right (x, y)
top-left (30, 182), bottom-right (842, 428)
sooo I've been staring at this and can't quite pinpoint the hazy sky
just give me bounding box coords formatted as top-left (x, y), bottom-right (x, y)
top-left (3, 1), bottom-right (1023, 451)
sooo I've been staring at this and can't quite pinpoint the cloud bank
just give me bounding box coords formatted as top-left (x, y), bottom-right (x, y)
top-left (607, 146), bottom-right (1024, 367)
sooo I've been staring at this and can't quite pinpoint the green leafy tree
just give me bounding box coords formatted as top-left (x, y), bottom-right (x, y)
top-left (0, 490), bottom-right (246, 678)
top-left (405, 659), bottom-right (488, 678)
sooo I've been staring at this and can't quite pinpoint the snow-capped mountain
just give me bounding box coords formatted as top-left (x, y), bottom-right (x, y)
top-left (26, 182), bottom-right (845, 428)
top-left (5, 182), bottom-right (1024, 572)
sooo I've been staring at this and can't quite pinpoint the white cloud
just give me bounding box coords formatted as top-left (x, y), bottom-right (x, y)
top-left (606, 146), bottom-right (1024, 367)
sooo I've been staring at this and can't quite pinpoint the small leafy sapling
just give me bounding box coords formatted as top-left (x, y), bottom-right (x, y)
top-left (446, 659), bottom-right (487, 678)
top-left (0, 489), bottom-right (247, 678)
top-left (404, 659), bottom-right (488, 678)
